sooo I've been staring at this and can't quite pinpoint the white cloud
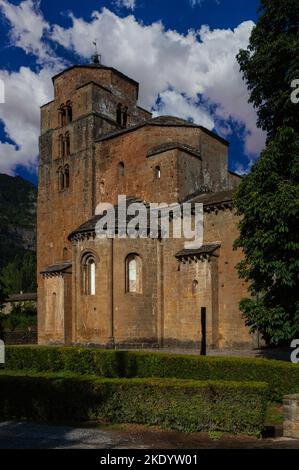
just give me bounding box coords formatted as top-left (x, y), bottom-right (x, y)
top-left (0, 67), bottom-right (54, 174)
top-left (0, 0), bottom-right (62, 174)
top-left (0, 0), bottom-right (58, 65)
top-left (189, 0), bottom-right (220, 7)
top-left (0, 2), bottom-right (265, 175)
top-left (153, 90), bottom-right (214, 130)
top-left (51, 9), bottom-right (265, 155)
top-left (115, 0), bottom-right (136, 10)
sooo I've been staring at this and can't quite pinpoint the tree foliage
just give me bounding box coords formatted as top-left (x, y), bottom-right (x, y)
top-left (237, 0), bottom-right (299, 138)
top-left (0, 278), bottom-right (6, 311)
top-left (0, 252), bottom-right (37, 295)
top-left (234, 128), bottom-right (299, 344)
top-left (235, 0), bottom-right (299, 345)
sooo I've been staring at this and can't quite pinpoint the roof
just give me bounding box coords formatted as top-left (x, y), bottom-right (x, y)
top-left (68, 197), bottom-right (151, 241)
top-left (175, 244), bottom-right (220, 259)
top-left (7, 293), bottom-right (37, 302)
top-left (41, 262), bottom-right (72, 275)
top-left (96, 115), bottom-right (229, 146)
top-left (147, 142), bottom-right (201, 160)
top-left (69, 190), bottom-right (234, 242)
top-left (52, 64), bottom-right (139, 96)
top-left (185, 190), bottom-right (234, 206)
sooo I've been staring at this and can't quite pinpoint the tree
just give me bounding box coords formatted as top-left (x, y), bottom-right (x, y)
top-left (0, 252), bottom-right (36, 295)
top-left (235, 0), bottom-right (299, 345)
top-left (0, 279), bottom-right (6, 339)
top-left (0, 278), bottom-right (6, 311)
top-left (237, 0), bottom-right (299, 138)
top-left (234, 128), bottom-right (299, 345)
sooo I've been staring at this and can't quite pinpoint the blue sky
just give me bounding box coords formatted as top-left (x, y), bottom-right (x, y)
top-left (0, 0), bottom-right (264, 185)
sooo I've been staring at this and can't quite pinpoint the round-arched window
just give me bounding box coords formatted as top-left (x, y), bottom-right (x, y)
top-left (118, 161), bottom-right (125, 177)
top-left (126, 254), bottom-right (142, 294)
top-left (82, 253), bottom-right (96, 296)
top-left (155, 165), bottom-right (161, 179)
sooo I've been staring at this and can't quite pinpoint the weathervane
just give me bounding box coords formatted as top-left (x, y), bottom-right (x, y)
top-left (92, 40), bottom-right (101, 64)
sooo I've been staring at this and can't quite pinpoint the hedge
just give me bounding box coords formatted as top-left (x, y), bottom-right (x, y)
top-left (4, 346), bottom-right (299, 401)
top-left (0, 370), bottom-right (268, 435)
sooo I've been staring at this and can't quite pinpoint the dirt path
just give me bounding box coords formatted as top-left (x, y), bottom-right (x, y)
top-left (0, 421), bottom-right (299, 449)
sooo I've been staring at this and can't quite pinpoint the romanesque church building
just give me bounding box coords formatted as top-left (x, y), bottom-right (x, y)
top-left (37, 59), bottom-right (254, 350)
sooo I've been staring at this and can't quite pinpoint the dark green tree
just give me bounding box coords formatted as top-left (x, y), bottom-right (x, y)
top-left (235, 0), bottom-right (299, 345)
top-left (237, 0), bottom-right (299, 137)
top-left (0, 278), bottom-right (6, 311)
top-left (234, 128), bottom-right (299, 345)
top-left (0, 252), bottom-right (36, 295)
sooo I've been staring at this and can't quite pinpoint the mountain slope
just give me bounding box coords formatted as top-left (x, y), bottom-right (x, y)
top-left (0, 174), bottom-right (37, 270)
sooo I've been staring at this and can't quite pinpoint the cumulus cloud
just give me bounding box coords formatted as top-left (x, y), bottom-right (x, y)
top-left (153, 90), bottom-right (214, 130)
top-left (0, 1), bottom-right (265, 175)
top-left (115, 0), bottom-right (136, 10)
top-left (0, 0), bottom-right (62, 174)
top-left (190, 0), bottom-right (203, 5)
top-left (0, 0), bottom-right (58, 65)
top-left (51, 8), bottom-right (265, 156)
top-left (189, 0), bottom-right (220, 7)
top-left (0, 67), bottom-right (54, 174)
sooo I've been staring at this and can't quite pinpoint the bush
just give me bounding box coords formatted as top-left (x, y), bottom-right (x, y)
top-left (4, 346), bottom-right (299, 401)
top-left (0, 304), bottom-right (37, 333)
top-left (0, 370), bottom-right (268, 435)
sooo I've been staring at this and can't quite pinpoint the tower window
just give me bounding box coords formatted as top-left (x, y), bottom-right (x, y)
top-left (66, 101), bottom-right (72, 123)
top-left (82, 253), bottom-right (96, 296)
top-left (58, 166), bottom-right (64, 191)
top-left (126, 254), bottom-right (142, 294)
top-left (155, 165), bottom-right (161, 179)
top-left (122, 106), bottom-right (128, 128)
top-left (64, 164), bottom-right (70, 188)
top-left (59, 134), bottom-right (64, 158)
top-left (116, 103), bottom-right (122, 125)
top-left (59, 102), bottom-right (72, 126)
top-left (58, 105), bottom-right (65, 126)
top-left (118, 161), bottom-right (125, 177)
top-left (65, 132), bottom-right (70, 156)
top-left (61, 108), bottom-right (66, 126)
top-left (58, 165), bottom-right (70, 191)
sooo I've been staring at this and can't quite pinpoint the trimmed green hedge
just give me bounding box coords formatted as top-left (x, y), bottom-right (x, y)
top-left (0, 370), bottom-right (268, 435)
top-left (4, 346), bottom-right (299, 401)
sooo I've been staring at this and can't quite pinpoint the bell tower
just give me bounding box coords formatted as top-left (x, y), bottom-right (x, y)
top-left (37, 60), bottom-right (151, 344)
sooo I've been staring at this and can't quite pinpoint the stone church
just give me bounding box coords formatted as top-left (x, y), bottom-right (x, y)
top-left (37, 58), bottom-right (254, 351)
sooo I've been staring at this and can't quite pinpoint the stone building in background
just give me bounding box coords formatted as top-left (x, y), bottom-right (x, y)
top-left (37, 58), bottom-right (254, 350)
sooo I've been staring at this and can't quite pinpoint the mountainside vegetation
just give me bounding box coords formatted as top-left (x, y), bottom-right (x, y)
top-left (0, 174), bottom-right (37, 295)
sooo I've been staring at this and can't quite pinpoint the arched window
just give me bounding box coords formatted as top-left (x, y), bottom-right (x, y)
top-left (82, 254), bottom-right (96, 296)
top-left (126, 254), bottom-right (142, 294)
top-left (66, 101), bottom-right (72, 123)
top-left (65, 132), bottom-right (70, 156)
top-left (118, 161), bottom-right (125, 177)
top-left (58, 107), bottom-right (63, 126)
top-left (52, 292), bottom-right (57, 313)
top-left (58, 166), bottom-right (64, 191)
top-left (116, 103), bottom-right (122, 125)
top-left (100, 180), bottom-right (105, 195)
top-left (192, 280), bottom-right (199, 295)
top-left (63, 247), bottom-right (68, 261)
top-left (122, 106), bottom-right (128, 127)
top-left (155, 165), bottom-right (161, 179)
top-left (59, 134), bottom-right (64, 158)
top-left (59, 104), bottom-right (66, 126)
top-left (64, 164), bottom-right (70, 188)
